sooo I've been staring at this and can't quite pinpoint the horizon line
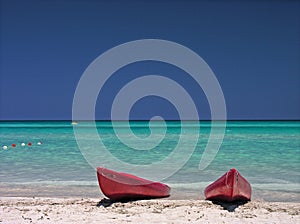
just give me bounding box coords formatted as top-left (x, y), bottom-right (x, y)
top-left (0, 119), bottom-right (299, 122)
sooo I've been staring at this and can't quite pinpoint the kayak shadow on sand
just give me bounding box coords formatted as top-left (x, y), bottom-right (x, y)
top-left (96, 198), bottom-right (114, 207)
top-left (96, 198), bottom-right (143, 208)
top-left (212, 200), bottom-right (249, 212)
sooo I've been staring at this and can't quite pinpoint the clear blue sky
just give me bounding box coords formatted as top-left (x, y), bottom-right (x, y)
top-left (0, 0), bottom-right (299, 120)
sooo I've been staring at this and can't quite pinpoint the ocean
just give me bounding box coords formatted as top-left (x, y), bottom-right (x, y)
top-left (0, 121), bottom-right (299, 202)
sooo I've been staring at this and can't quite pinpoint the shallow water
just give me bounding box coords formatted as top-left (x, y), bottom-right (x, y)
top-left (0, 121), bottom-right (299, 201)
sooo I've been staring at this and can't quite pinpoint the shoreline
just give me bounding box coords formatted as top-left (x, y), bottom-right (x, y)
top-left (1, 197), bottom-right (299, 224)
top-left (1, 183), bottom-right (299, 202)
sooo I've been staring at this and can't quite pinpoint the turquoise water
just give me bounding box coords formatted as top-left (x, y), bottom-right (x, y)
top-left (0, 121), bottom-right (299, 201)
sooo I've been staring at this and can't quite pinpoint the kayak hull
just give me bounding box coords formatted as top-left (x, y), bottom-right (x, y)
top-left (204, 168), bottom-right (251, 202)
top-left (97, 167), bottom-right (171, 201)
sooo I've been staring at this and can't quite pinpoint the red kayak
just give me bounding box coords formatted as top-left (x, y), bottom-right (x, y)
top-left (96, 167), bottom-right (171, 201)
top-left (204, 168), bottom-right (251, 202)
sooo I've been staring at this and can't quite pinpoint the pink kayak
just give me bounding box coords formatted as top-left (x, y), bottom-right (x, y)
top-left (204, 168), bottom-right (251, 202)
top-left (97, 167), bottom-right (171, 201)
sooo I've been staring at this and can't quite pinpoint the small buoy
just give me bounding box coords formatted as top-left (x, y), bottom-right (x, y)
top-left (28, 142), bottom-right (32, 146)
top-left (3, 145), bottom-right (8, 150)
top-left (12, 144), bottom-right (16, 147)
top-left (37, 141), bottom-right (42, 145)
top-left (21, 143), bottom-right (25, 146)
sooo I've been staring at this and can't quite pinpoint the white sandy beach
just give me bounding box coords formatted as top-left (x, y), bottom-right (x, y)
top-left (0, 197), bottom-right (299, 224)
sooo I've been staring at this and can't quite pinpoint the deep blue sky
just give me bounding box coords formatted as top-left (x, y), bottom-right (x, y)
top-left (0, 0), bottom-right (299, 120)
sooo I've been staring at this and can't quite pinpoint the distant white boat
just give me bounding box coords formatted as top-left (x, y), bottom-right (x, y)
top-left (71, 121), bottom-right (78, 125)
